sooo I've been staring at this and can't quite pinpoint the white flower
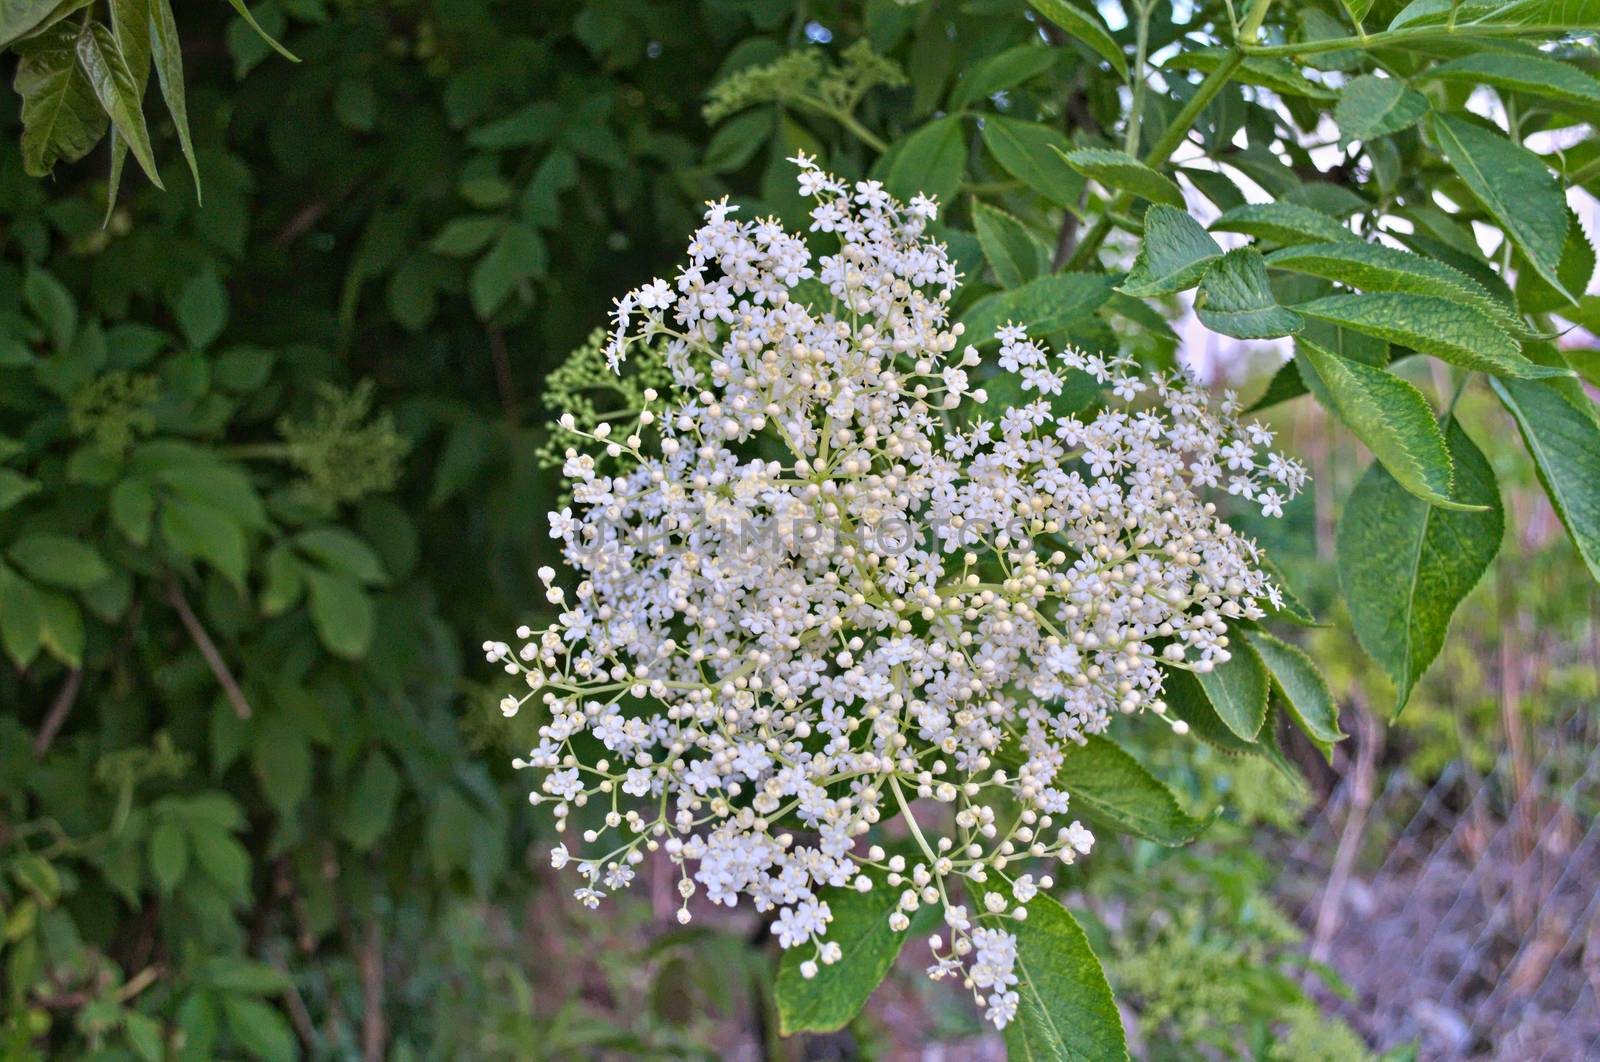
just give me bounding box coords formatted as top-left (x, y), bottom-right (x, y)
top-left (550, 843), bottom-right (569, 869)
top-left (500, 160), bottom-right (1302, 1031)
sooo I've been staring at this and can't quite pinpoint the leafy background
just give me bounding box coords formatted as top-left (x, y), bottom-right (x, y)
top-left (2, 0), bottom-right (1598, 1058)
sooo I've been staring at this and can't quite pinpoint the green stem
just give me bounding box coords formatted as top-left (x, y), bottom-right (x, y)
top-left (1064, 51), bottom-right (1245, 271)
top-left (1124, 0), bottom-right (1153, 155)
top-left (1242, 20), bottom-right (1579, 58)
top-left (796, 97), bottom-right (890, 154)
top-left (1239, 0), bottom-right (1274, 42)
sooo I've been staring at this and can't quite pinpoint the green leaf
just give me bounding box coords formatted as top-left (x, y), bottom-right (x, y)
top-left (148, 820), bottom-right (188, 895)
top-left (75, 21), bottom-right (163, 189)
top-left (979, 116), bottom-right (1085, 209)
top-left (1196, 634), bottom-right (1269, 742)
top-left (1334, 74), bottom-right (1429, 143)
top-left (0, 469), bottom-right (40, 513)
top-left (1163, 667), bottom-right (1260, 753)
top-left (1165, 47), bottom-right (1337, 99)
top-left (469, 222), bottom-right (545, 319)
top-left (1491, 361), bottom-right (1600, 584)
top-left (886, 115), bottom-right (966, 206)
top-left (1210, 202), bottom-right (1358, 246)
top-left (1054, 735), bottom-right (1212, 845)
top-left (1431, 114), bottom-right (1572, 301)
top-left (948, 45), bottom-right (1057, 110)
top-left (1027, 0), bottom-right (1127, 80)
top-left (1241, 629), bottom-right (1344, 757)
top-left (1265, 242), bottom-right (1509, 325)
top-left (14, 28), bottom-right (108, 178)
top-left (1391, 0), bottom-right (1600, 33)
top-left (197, 957), bottom-right (291, 995)
top-left (1516, 207), bottom-right (1595, 313)
top-left (259, 544), bottom-right (303, 617)
top-left (1, 0), bottom-right (66, 46)
top-left (221, 996), bottom-right (297, 1062)
top-left (966, 880), bottom-right (1128, 1061)
top-left (1195, 248), bottom-right (1304, 339)
top-left (339, 751), bottom-right (402, 850)
top-left (221, 0), bottom-right (299, 62)
top-left (294, 527), bottom-right (388, 586)
top-left (972, 201), bottom-right (1047, 289)
top-left (0, 566), bottom-right (43, 669)
top-left (959, 272), bottom-right (1116, 342)
top-left (36, 590), bottom-right (84, 667)
top-left (1294, 293), bottom-right (1563, 379)
top-left (1423, 52), bottom-right (1600, 107)
top-left (1296, 339), bottom-right (1478, 511)
top-left (1338, 418), bottom-right (1502, 716)
top-left (1058, 146), bottom-right (1184, 207)
top-left (160, 497), bottom-right (249, 592)
top-left (23, 268), bottom-right (77, 352)
top-left (775, 865), bottom-right (913, 1035)
top-left (189, 829), bottom-right (249, 898)
top-left (173, 270), bottom-right (229, 349)
top-left (430, 216), bottom-right (502, 258)
top-left (8, 534), bottom-right (111, 589)
top-left (701, 107), bottom-right (771, 172)
top-left (1119, 205), bottom-right (1221, 297)
top-left (253, 714), bottom-right (311, 813)
top-left (148, 0), bottom-right (200, 197)
top-left (304, 569), bottom-right (374, 660)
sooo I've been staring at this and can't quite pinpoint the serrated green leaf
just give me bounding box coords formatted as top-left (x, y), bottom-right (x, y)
top-left (1054, 735), bottom-right (1212, 845)
top-left (966, 880), bottom-right (1128, 1061)
top-left (1165, 47), bottom-right (1337, 99)
top-left (8, 534), bottom-right (111, 589)
top-left (430, 215), bottom-right (502, 257)
top-left (1241, 629), bottom-right (1344, 757)
top-left (1516, 207), bottom-right (1595, 313)
top-left (1058, 146), bottom-right (1184, 207)
top-left (1211, 202), bottom-right (1357, 246)
top-left (470, 222), bottom-right (545, 319)
top-left (1294, 293), bottom-right (1566, 379)
top-left (1196, 633), bottom-right (1269, 742)
top-left (1491, 356), bottom-right (1600, 584)
top-left (1391, 0), bottom-right (1600, 33)
top-left (960, 272), bottom-right (1116, 341)
top-left (1335, 74), bottom-right (1429, 144)
top-left (979, 116), bottom-right (1085, 209)
top-left (1431, 114), bottom-right (1572, 301)
top-left (972, 201), bottom-right (1048, 289)
top-left (148, 0), bottom-right (200, 198)
top-left (304, 568), bottom-right (373, 660)
top-left (197, 957), bottom-right (291, 995)
top-left (1266, 241), bottom-right (1509, 325)
top-left (1195, 248), bottom-right (1304, 339)
top-left (1423, 52), bottom-right (1600, 107)
top-left (775, 864), bottom-right (913, 1035)
top-left (1028, 0), bottom-right (1127, 80)
top-left (887, 115), bottom-right (966, 206)
top-left (1296, 339), bottom-right (1478, 511)
top-left (75, 21), bottom-right (163, 189)
top-left (1338, 418), bottom-right (1502, 716)
top-left (189, 828), bottom-right (249, 898)
top-left (1164, 666), bottom-right (1262, 753)
top-left (949, 45), bottom-right (1057, 110)
top-left (14, 26), bottom-right (109, 178)
top-left (1119, 205), bottom-right (1221, 296)
top-left (701, 106), bottom-right (771, 172)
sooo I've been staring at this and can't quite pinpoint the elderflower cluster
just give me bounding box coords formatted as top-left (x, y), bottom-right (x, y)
top-left (485, 155), bottom-right (1305, 1029)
